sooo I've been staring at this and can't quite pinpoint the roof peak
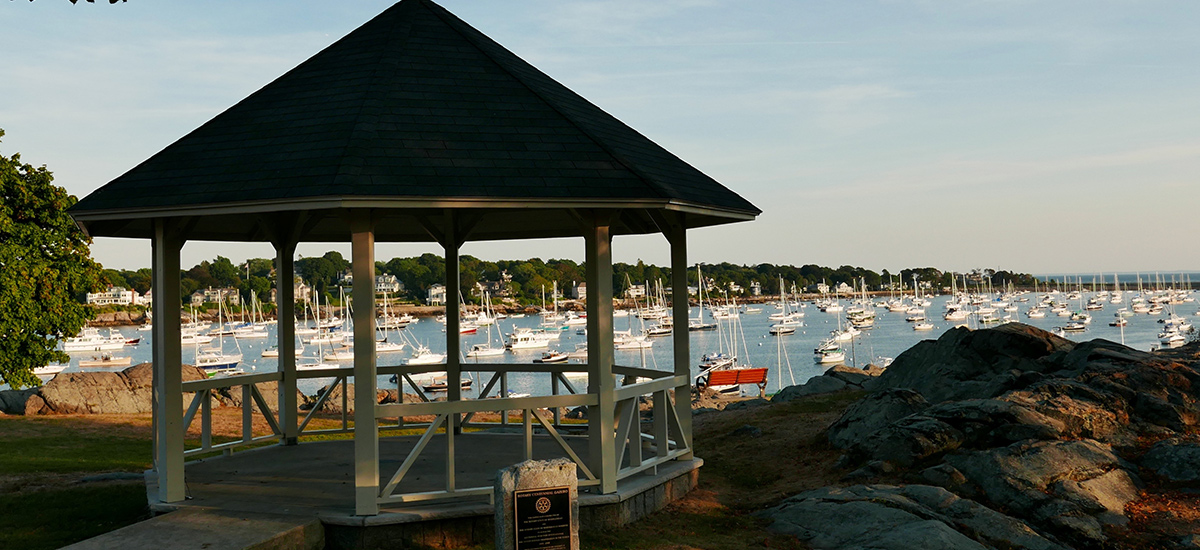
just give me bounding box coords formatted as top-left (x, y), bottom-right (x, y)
top-left (71, 0), bottom-right (758, 241)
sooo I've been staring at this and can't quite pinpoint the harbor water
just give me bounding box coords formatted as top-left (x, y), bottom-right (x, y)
top-left (38, 290), bottom-right (1195, 399)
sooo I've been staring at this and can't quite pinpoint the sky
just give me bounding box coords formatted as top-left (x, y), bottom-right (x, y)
top-left (3, 1), bottom-right (1200, 275)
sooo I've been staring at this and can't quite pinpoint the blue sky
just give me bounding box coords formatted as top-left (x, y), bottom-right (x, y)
top-left (3, 1), bottom-right (1199, 274)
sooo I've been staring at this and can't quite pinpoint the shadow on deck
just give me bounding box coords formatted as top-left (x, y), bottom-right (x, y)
top-left (141, 433), bottom-right (700, 549)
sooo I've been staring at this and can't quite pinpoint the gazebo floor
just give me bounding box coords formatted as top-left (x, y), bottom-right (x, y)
top-left (144, 433), bottom-right (701, 549)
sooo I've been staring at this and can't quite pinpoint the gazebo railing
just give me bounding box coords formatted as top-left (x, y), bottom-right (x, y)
top-left (180, 372), bottom-right (282, 457)
top-left (174, 361), bottom-right (692, 506)
top-left (609, 366), bottom-right (692, 481)
top-left (374, 391), bottom-right (598, 505)
top-left (363, 363), bottom-right (690, 505)
top-left (296, 367), bottom-right (354, 436)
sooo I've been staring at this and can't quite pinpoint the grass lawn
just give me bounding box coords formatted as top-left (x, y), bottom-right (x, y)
top-left (0, 415), bottom-right (154, 550)
top-left (0, 415), bottom-right (153, 475)
top-left (0, 484), bottom-right (150, 550)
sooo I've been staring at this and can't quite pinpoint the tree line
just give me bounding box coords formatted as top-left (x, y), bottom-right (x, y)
top-left (100, 252), bottom-right (1036, 307)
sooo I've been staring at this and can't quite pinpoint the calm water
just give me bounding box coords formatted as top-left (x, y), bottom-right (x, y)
top-left (39, 292), bottom-right (1194, 397)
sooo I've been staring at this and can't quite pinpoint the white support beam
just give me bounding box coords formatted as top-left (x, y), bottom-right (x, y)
top-left (151, 218), bottom-right (185, 502)
top-left (274, 238), bottom-right (298, 445)
top-left (443, 211), bottom-right (462, 433)
top-left (585, 212), bottom-right (618, 493)
top-left (668, 219), bottom-right (694, 459)
top-left (351, 213), bottom-right (379, 516)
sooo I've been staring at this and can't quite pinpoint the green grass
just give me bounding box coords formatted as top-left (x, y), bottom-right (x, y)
top-left (0, 417), bottom-right (152, 474)
top-left (0, 484), bottom-right (149, 550)
top-left (0, 417), bottom-right (151, 549)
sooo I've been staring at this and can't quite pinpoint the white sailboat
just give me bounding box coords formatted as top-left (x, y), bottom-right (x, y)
top-left (195, 291), bottom-right (243, 371)
top-left (466, 292), bottom-right (505, 358)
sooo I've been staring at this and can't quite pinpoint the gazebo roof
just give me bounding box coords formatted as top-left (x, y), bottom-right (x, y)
top-left (70, 0), bottom-right (758, 242)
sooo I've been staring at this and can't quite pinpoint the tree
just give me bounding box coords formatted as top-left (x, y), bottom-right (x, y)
top-left (0, 129), bottom-right (102, 388)
top-left (208, 256), bottom-right (240, 287)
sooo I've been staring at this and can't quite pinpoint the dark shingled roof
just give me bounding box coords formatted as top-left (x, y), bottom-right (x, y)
top-left (70, 0), bottom-right (758, 242)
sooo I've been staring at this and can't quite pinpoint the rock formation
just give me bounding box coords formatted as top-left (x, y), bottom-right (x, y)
top-left (815, 323), bottom-right (1200, 546)
top-left (0, 363), bottom-right (306, 415)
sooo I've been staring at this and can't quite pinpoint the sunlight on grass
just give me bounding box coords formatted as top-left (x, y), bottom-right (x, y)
top-left (0, 417), bottom-right (152, 474)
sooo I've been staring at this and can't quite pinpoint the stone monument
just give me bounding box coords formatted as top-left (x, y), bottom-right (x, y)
top-left (495, 458), bottom-right (579, 550)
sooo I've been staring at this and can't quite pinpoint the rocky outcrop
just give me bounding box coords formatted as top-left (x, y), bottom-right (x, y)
top-left (827, 388), bottom-right (929, 449)
top-left (88, 310), bottom-right (149, 327)
top-left (772, 376), bottom-right (846, 402)
top-left (771, 364), bottom-right (883, 404)
top-left (823, 364), bottom-right (886, 389)
top-left (872, 323), bottom-right (1075, 403)
top-left (824, 324), bottom-right (1200, 546)
top-left (1140, 439), bottom-right (1200, 485)
top-left (0, 363), bottom-right (306, 415)
top-left (0, 388), bottom-right (39, 415)
top-left (301, 383), bottom-right (421, 414)
top-left (761, 484), bottom-right (1066, 550)
top-left (13, 363), bottom-right (209, 414)
top-left (945, 439), bottom-right (1141, 542)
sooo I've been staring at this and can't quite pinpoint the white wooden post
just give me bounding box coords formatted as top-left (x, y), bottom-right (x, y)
top-left (668, 221), bottom-right (693, 459)
top-left (351, 214), bottom-right (379, 515)
top-left (151, 218), bottom-right (185, 502)
top-left (444, 212), bottom-right (462, 433)
top-left (275, 238), bottom-right (298, 445)
top-left (585, 213), bottom-right (617, 493)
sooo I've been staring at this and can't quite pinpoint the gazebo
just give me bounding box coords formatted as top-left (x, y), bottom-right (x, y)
top-left (69, 0), bottom-right (759, 528)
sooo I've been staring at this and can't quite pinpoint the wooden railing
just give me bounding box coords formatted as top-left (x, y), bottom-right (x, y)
top-left (180, 372), bottom-right (282, 457)
top-left (177, 362), bottom-right (692, 506)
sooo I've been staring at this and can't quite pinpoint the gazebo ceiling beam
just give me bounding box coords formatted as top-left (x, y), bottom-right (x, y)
top-left (619, 209), bottom-right (656, 235)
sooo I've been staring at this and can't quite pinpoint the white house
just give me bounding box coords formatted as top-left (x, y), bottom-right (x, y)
top-left (573, 282), bottom-right (586, 300)
top-left (87, 286), bottom-right (135, 306)
top-left (749, 281), bottom-right (761, 296)
top-left (375, 274), bottom-right (402, 294)
top-left (625, 284), bottom-right (646, 299)
top-left (190, 287), bottom-right (241, 307)
top-left (427, 284), bottom-right (446, 306)
top-left (270, 281), bottom-right (312, 304)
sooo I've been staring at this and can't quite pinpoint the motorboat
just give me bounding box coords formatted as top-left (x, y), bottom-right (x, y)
top-left (421, 378), bottom-right (473, 392)
top-left (406, 345), bottom-right (446, 365)
top-left (62, 328), bottom-right (126, 352)
top-left (466, 343), bottom-right (505, 358)
top-left (78, 353), bottom-right (133, 368)
top-left (534, 350), bottom-right (569, 363)
top-left (33, 364), bottom-right (68, 377)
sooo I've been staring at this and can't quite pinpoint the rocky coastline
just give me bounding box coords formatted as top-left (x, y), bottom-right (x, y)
top-left (755, 323), bottom-right (1200, 549)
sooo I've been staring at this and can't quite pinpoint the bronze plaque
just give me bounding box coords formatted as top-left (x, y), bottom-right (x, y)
top-left (514, 485), bottom-right (571, 550)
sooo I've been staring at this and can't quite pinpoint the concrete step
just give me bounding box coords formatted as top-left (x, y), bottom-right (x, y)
top-left (61, 509), bottom-right (323, 550)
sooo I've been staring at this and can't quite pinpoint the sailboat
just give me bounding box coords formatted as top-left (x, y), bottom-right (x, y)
top-left (695, 301), bottom-right (755, 395)
top-left (768, 276), bottom-right (803, 335)
top-left (688, 265), bottom-right (718, 331)
top-left (295, 295), bottom-right (319, 336)
top-left (233, 291), bottom-right (269, 338)
top-left (813, 336), bottom-right (846, 364)
top-left (195, 290), bottom-right (243, 371)
top-left (466, 292), bottom-right (505, 358)
top-left (374, 297), bottom-right (407, 354)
